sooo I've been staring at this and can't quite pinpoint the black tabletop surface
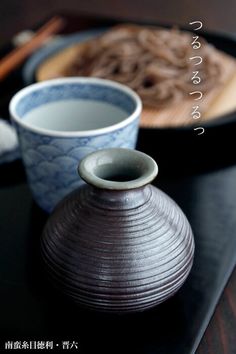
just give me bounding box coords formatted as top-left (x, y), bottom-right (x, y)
top-left (0, 128), bottom-right (236, 353)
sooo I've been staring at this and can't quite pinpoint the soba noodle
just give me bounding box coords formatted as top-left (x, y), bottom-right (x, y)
top-left (65, 25), bottom-right (223, 108)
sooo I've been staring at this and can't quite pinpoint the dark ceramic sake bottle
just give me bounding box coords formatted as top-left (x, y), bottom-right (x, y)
top-left (41, 148), bottom-right (194, 313)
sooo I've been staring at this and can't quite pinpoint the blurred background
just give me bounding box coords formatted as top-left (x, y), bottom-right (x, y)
top-left (0, 0), bottom-right (236, 45)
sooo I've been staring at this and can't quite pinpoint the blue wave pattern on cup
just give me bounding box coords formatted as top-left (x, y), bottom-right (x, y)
top-left (11, 79), bottom-right (141, 212)
top-left (17, 121), bottom-right (139, 212)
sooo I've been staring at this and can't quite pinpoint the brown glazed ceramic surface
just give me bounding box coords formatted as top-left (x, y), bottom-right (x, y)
top-left (41, 148), bottom-right (194, 313)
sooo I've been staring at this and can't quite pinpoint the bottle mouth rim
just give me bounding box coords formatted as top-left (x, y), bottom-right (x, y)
top-left (78, 148), bottom-right (158, 190)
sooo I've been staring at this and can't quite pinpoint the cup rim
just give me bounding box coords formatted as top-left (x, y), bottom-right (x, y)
top-left (9, 77), bottom-right (142, 137)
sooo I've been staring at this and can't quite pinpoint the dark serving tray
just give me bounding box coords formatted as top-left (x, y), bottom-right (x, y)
top-left (1, 13), bottom-right (236, 354)
top-left (1, 141), bottom-right (236, 354)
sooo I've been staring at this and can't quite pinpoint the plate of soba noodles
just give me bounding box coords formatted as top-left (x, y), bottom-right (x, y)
top-left (23, 24), bottom-right (236, 129)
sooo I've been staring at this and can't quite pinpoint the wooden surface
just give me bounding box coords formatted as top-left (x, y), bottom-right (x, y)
top-left (198, 274), bottom-right (236, 354)
top-left (0, 5), bottom-right (236, 353)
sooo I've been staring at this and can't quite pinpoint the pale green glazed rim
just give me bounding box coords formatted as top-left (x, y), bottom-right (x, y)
top-left (78, 148), bottom-right (158, 190)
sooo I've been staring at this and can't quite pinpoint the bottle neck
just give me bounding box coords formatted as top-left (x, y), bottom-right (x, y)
top-left (87, 184), bottom-right (152, 210)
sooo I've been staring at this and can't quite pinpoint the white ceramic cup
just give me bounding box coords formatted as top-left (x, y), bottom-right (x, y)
top-left (9, 77), bottom-right (142, 212)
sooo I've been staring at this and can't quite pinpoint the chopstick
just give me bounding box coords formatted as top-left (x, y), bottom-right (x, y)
top-left (0, 16), bottom-right (65, 81)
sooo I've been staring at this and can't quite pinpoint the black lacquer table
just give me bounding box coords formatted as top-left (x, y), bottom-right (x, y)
top-left (0, 128), bottom-right (236, 353)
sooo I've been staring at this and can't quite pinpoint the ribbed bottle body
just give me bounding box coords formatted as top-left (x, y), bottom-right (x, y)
top-left (41, 183), bottom-right (194, 313)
